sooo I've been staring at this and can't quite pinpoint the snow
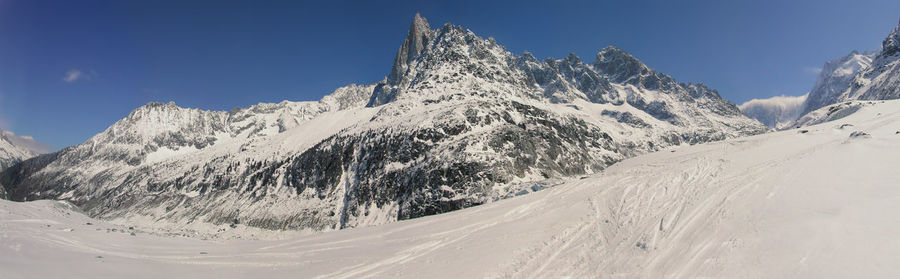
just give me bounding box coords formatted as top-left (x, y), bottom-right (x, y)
top-left (3, 99), bottom-right (900, 278)
top-left (802, 51), bottom-right (876, 115)
top-left (0, 128), bottom-right (47, 173)
top-left (0, 129), bottom-right (53, 155)
top-left (1, 13), bottom-right (767, 233)
top-left (143, 146), bottom-right (199, 165)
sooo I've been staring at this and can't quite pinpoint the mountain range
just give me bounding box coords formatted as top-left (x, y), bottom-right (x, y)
top-left (0, 14), bottom-right (766, 232)
top-left (740, 18), bottom-right (900, 128)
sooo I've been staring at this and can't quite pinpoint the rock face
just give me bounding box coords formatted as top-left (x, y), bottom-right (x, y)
top-left (0, 15), bottom-right (765, 231)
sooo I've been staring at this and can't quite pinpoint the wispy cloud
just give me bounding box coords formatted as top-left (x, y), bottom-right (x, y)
top-left (62, 69), bottom-right (94, 83)
top-left (804, 66), bottom-right (822, 75)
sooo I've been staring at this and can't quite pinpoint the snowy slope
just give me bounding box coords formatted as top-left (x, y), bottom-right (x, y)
top-left (801, 51), bottom-right (876, 115)
top-left (739, 94), bottom-right (808, 129)
top-left (0, 14), bottom-right (764, 232)
top-left (2, 99), bottom-right (899, 278)
top-left (0, 131), bottom-right (33, 172)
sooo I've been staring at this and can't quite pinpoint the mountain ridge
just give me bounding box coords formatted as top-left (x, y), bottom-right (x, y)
top-left (741, 18), bottom-right (900, 129)
top-left (0, 14), bottom-right (765, 232)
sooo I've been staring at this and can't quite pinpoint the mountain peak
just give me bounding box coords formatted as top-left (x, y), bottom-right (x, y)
top-left (564, 52), bottom-right (582, 64)
top-left (413, 13), bottom-right (429, 29)
top-left (369, 14), bottom-right (435, 106)
top-left (389, 13), bottom-right (432, 82)
top-left (140, 101), bottom-right (179, 110)
top-left (594, 46), bottom-right (651, 83)
top-left (881, 17), bottom-right (900, 58)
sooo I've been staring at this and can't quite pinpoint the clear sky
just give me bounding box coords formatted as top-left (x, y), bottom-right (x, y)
top-left (1, 0), bottom-right (899, 149)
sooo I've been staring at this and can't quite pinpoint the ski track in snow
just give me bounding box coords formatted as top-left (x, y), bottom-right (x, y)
top-left (3, 100), bottom-right (900, 278)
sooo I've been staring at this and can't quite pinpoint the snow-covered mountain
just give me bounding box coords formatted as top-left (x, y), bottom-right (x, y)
top-left (0, 129), bottom-right (51, 171)
top-left (3, 99), bottom-right (899, 278)
top-left (738, 94), bottom-right (808, 129)
top-left (0, 14), bottom-right (765, 232)
top-left (801, 51), bottom-right (876, 116)
top-left (1, 130), bottom-right (54, 155)
top-left (0, 129), bottom-right (51, 199)
top-left (764, 18), bottom-right (900, 128)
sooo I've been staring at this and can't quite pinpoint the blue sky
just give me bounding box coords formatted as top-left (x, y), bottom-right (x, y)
top-left (1, 0), bottom-right (899, 149)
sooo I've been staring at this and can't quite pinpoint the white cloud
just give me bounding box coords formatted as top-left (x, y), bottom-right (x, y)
top-left (62, 69), bottom-right (92, 83)
top-left (0, 129), bottom-right (54, 153)
top-left (804, 66), bottom-right (823, 75)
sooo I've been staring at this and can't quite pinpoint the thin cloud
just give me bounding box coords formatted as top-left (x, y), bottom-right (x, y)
top-left (804, 66), bottom-right (822, 75)
top-left (62, 69), bottom-right (93, 83)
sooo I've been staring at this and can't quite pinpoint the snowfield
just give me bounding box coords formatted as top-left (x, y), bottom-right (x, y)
top-left (2, 100), bottom-right (900, 278)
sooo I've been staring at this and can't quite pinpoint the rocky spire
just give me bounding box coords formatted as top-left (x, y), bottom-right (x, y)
top-left (880, 17), bottom-right (900, 58)
top-left (369, 13), bottom-right (434, 107)
top-left (387, 13), bottom-right (432, 84)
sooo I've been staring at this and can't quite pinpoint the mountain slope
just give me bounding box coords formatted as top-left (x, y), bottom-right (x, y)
top-left (2, 99), bottom-right (898, 278)
top-left (0, 14), bottom-right (765, 232)
top-left (801, 51), bottom-right (876, 115)
top-left (776, 18), bottom-right (900, 127)
top-left (741, 18), bottom-right (900, 129)
top-left (0, 129), bottom-right (52, 199)
top-left (0, 132), bottom-right (32, 172)
top-left (739, 94), bottom-right (808, 129)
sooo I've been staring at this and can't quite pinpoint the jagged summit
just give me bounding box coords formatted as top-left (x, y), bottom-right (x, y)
top-left (880, 17), bottom-right (900, 58)
top-left (594, 46), bottom-right (649, 83)
top-left (389, 13), bottom-right (432, 83)
top-left (801, 51), bottom-right (875, 115)
top-left (2, 13), bottom-right (764, 233)
top-left (144, 101), bottom-right (178, 107)
top-left (765, 18), bottom-right (900, 129)
top-left (594, 46), bottom-right (679, 92)
top-left (369, 13), bottom-right (436, 106)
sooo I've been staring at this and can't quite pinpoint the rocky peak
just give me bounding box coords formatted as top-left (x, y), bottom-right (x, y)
top-left (802, 50), bottom-right (875, 114)
top-left (564, 52), bottom-right (582, 64)
top-left (387, 13), bottom-right (433, 85)
top-left (369, 14), bottom-right (519, 107)
top-left (593, 46), bottom-right (651, 84)
top-left (369, 14), bottom-right (435, 107)
top-left (880, 17), bottom-right (900, 58)
top-left (593, 46), bottom-right (677, 91)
